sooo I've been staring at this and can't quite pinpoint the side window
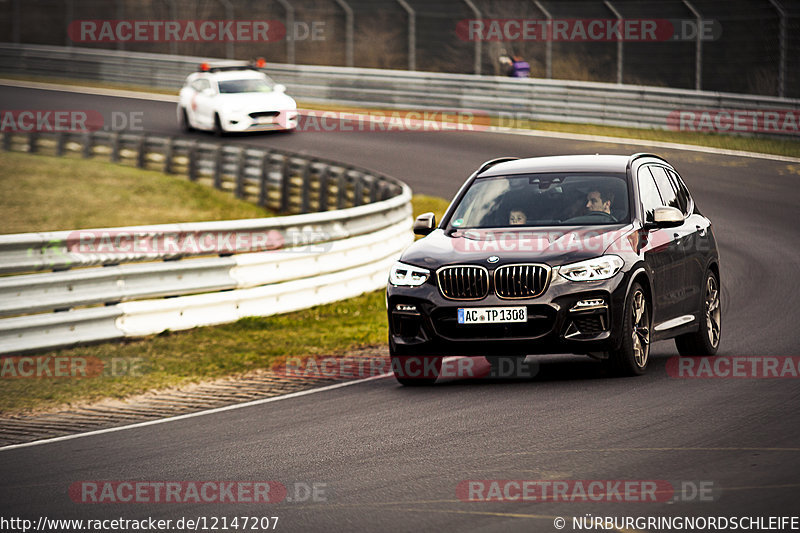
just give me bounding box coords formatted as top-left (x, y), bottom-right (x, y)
top-left (649, 166), bottom-right (681, 212)
top-left (666, 169), bottom-right (692, 215)
top-left (637, 167), bottom-right (664, 223)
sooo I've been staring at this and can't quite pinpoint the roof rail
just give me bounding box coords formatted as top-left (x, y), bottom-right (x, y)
top-left (476, 157), bottom-right (519, 176)
top-left (628, 153), bottom-right (669, 166)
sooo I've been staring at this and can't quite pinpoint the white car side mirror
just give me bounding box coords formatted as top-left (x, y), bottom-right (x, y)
top-left (273, 84), bottom-right (286, 93)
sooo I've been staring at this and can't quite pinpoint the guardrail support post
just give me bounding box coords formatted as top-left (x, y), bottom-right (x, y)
top-left (187, 142), bottom-right (198, 181)
top-left (336, 170), bottom-right (347, 209)
top-left (235, 147), bottom-right (246, 199)
top-left (110, 133), bottom-right (120, 162)
top-left (163, 138), bottom-right (174, 174)
top-left (82, 132), bottom-right (93, 159)
top-left (463, 0), bottom-right (482, 75)
top-left (28, 131), bottom-right (38, 154)
top-left (604, 0), bottom-right (624, 84)
top-left (259, 152), bottom-right (271, 207)
top-left (213, 145), bottom-right (224, 189)
top-left (301, 160), bottom-right (314, 213)
top-left (55, 132), bottom-right (66, 156)
top-left (318, 165), bottom-right (330, 212)
top-left (396, 0), bottom-right (416, 71)
top-left (352, 171), bottom-right (364, 207)
top-left (136, 136), bottom-right (146, 167)
top-left (280, 156), bottom-right (291, 213)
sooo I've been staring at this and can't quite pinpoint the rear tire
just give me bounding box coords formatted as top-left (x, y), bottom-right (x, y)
top-left (675, 270), bottom-right (721, 356)
top-left (608, 282), bottom-right (651, 376)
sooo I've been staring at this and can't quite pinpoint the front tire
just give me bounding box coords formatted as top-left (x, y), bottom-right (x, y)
top-left (179, 108), bottom-right (193, 133)
top-left (608, 282), bottom-right (651, 376)
top-left (213, 113), bottom-right (226, 137)
top-left (675, 270), bottom-right (721, 356)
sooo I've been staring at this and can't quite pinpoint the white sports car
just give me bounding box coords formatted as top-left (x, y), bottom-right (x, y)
top-left (177, 61), bottom-right (298, 134)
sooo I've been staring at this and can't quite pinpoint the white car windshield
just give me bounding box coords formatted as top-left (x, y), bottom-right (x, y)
top-left (217, 78), bottom-right (274, 94)
top-left (447, 173), bottom-right (630, 229)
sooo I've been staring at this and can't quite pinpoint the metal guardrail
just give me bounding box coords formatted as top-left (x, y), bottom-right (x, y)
top-left (0, 129), bottom-right (413, 354)
top-left (2, 43), bottom-right (799, 136)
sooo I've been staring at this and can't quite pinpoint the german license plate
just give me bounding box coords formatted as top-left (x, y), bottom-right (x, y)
top-left (457, 307), bottom-right (527, 324)
top-left (256, 116), bottom-right (276, 124)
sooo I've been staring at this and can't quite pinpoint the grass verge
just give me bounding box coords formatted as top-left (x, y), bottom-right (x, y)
top-left (0, 150), bottom-right (451, 414)
top-left (0, 152), bottom-right (272, 234)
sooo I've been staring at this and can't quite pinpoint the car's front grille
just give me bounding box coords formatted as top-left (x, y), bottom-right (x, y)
top-left (573, 315), bottom-right (605, 335)
top-left (494, 264), bottom-right (550, 299)
top-left (437, 266), bottom-right (489, 300)
top-left (249, 111), bottom-right (280, 118)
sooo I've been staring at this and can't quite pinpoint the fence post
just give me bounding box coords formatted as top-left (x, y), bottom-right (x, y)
top-left (532, 1), bottom-right (552, 79)
top-left (462, 0), bottom-right (482, 75)
top-left (333, 0), bottom-right (354, 67)
top-left (769, 0), bottom-right (787, 98)
top-left (683, 0), bottom-right (703, 91)
top-left (604, 0), bottom-right (624, 84)
top-left (396, 0), bottom-right (416, 71)
top-left (274, 0), bottom-right (295, 64)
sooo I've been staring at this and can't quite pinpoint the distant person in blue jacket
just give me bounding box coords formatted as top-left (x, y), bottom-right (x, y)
top-left (510, 56), bottom-right (530, 78)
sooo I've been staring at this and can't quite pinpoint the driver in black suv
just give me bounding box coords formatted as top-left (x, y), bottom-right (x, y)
top-left (585, 188), bottom-right (615, 219)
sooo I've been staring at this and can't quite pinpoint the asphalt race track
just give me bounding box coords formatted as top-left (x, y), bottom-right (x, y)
top-left (2, 84), bottom-right (800, 531)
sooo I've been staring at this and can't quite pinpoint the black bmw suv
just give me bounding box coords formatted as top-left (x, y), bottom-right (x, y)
top-left (386, 154), bottom-right (721, 385)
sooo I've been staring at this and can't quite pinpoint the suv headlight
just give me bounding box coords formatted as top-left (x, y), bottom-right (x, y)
top-left (558, 255), bottom-right (624, 282)
top-left (389, 262), bottom-right (430, 287)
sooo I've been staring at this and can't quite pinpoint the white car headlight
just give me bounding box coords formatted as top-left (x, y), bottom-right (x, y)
top-left (389, 262), bottom-right (430, 287)
top-left (558, 255), bottom-right (624, 282)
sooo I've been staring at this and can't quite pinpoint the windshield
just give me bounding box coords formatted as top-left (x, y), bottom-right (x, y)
top-left (447, 173), bottom-right (630, 229)
top-left (217, 78), bottom-right (274, 94)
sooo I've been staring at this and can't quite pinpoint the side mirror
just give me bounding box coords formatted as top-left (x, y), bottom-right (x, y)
top-left (413, 212), bottom-right (436, 236)
top-left (273, 84), bottom-right (287, 93)
top-left (647, 206), bottom-right (684, 229)
top-left (201, 88), bottom-right (214, 96)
